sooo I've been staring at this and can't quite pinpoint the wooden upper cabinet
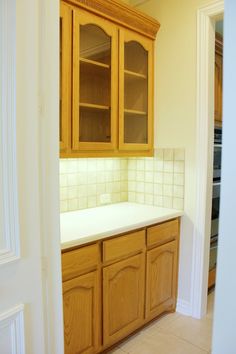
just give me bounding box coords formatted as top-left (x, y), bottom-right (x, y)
top-left (119, 29), bottom-right (154, 151)
top-left (60, 3), bottom-right (72, 153)
top-left (215, 33), bottom-right (223, 127)
top-left (72, 9), bottom-right (118, 151)
top-left (60, 0), bottom-right (160, 157)
top-left (146, 240), bottom-right (178, 321)
top-left (103, 253), bottom-right (145, 347)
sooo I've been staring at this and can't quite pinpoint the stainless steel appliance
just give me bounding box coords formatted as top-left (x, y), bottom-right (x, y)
top-left (209, 127), bottom-right (222, 274)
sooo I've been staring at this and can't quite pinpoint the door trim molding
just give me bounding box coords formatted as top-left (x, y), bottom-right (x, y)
top-left (0, 0), bottom-right (20, 266)
top-left (192, 0), bottom-right (224, 318)
top-left (0, 304), bottom-right (25, 354)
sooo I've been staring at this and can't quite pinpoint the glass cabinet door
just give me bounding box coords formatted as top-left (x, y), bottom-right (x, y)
top-left (119, 29), bottom-right (154, 151)
top-left (72, 9), bottom-right (117, 151)
top-left (60, 3), bottom-right (72, 152)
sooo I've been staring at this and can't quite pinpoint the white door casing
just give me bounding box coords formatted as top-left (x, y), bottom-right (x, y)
top-left (192, 0), bottom-right (224, 318)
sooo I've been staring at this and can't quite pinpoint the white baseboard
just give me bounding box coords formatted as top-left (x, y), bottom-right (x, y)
top-left (176, 299), bottom-right (192, 316)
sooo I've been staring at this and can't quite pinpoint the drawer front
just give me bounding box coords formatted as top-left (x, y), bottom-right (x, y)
top-left (147, 219), bottom-right (179, 248)
top-left (62, 243), bottom-right (100, 281)
top-left (103, 230), bottom-right (145, 263)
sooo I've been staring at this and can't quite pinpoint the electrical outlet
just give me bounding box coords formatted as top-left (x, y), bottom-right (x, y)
top-left (100, 193), bottom-right (111, 205)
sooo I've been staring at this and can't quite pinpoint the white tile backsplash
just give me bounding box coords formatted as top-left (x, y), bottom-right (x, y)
top-left (60, 149), bottom-right (185, 212)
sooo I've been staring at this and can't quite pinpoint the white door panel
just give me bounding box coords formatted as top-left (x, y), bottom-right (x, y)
top-left (0, 305), bottom-right (25, 354)
top-left (0, 0), bottom-right (63, 353)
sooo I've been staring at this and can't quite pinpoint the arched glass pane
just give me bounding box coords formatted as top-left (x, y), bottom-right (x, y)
top-left (79, 24), bottom-right (112, 143)
top-left (80, 24), bottom-right (111, 65)
top-left (124, 41), bottom-right (148, 144)
top-left (125, 41), bottom-right (148, 75)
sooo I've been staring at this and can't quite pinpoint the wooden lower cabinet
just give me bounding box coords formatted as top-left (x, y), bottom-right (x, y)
top-left (146, 240), bottom-right (178, 321)
top-left (63, 271), bottom-right (100, 354)
top-left (62, 218), bottom-right (180, 354)
top-left (103, 253), bottom-right (145, 347)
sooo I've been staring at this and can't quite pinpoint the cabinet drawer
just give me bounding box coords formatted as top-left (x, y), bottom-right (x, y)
top-left (103, 230), bottom-right (145, 263)
top-left (62, 243), bottom-right (100, 281)
top-left (147, 219), bottom-right (179, 248)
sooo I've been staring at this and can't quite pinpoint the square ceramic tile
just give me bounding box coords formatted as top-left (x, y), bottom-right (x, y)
top-left (60, 160), bottom-right (68, 174)
top-left (136, 182), bottom-right (145, 193)
top-left (128, 192), bottom-right (136, 202)
top-left (87, 172), bottom-right (97, 184)
top-left (136, 193), bottom-right (145, 203)
top-left (163, 184), bottom-right (173, 197)
top-left (174, 173), bottom-right (184, 186)
top-left (153, 195), bottom-right (163, 207)
top-left (128, 170), bottom-right (136, 181)
top-left (145, 183), bottom-right (153, 194)
top-left (129, 181), bottom-right (136, 192)
top-left (68, 186), bottom-right (78, 199)
top-left (154, 183), bottom-right (163, 196)
top-left (165, 315), bottom-right (213, 352)
top-left (97, 183), bottom-right (106, 195)
top-left (145, 159), bottom-right (154, 171)
top-left (154, 160), bottom-right (164, 172)
top-left (129, 159), bottom-right (137, 170)
top-left (137, 159), bottom-right (145, 171)
top-left (173, 198), bottom-right (184, 210)
top-left (164, 161), bottom-right (174, 173)
top-left (145, 171), bottom-right (154, 183)
top-left (121, 159), bottom-right (128, 170)
top-left (174, 161), bottom-right (185, 173)
top-left (145, 194), bottom-right (154, 205)
top-left (88, 196), bottom-right (97, 208)
top-left (163, 196), bottom-right (173, 208)
top-left (120, 328), bottom-right (208, 354)
top-left (163, 172), bottom-right (173, 184)
top-left (78, 159), bottom-right (87, 171)
top-left (173, 185), bottom-right (184, 198)
top-left (136, 171), bottom-right (145, 182)
top-left (87, 184), bottom-right (96, 197)
top-left (60, 174), bottom-right (67, 187)
top-left (154, 172), bottom-right (163, 183)
top-left (68, 199), bottom-right (78, 211)
top-left (78, 197), bottom-right (87, 209)
top-left (121, 191), bottom-right (128, 201)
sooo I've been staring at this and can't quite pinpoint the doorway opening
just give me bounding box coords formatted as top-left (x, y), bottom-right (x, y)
top-left (192, 0), bottom-right (224, 320)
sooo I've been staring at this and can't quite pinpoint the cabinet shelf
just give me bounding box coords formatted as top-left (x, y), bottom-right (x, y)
top-left (124, 69), bottom-right (147, 80)
top-left (80, 57), bottom-right (110, 69)
top-left (124, 109), bottom-right (147, 116)
top-left (80, 102), bottom-right (110, 111)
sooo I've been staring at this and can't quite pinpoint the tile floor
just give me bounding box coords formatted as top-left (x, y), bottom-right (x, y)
top-left (108, 292), bottom-right (214, 354)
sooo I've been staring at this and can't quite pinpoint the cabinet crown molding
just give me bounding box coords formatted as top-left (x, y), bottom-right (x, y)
top-left (63, 0), bottom-right (160, 39)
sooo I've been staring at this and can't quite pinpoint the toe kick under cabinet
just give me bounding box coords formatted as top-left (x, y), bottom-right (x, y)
top-left (61, 218), bottom-right (180, 354)
top-left (60, 0), bottom-right (160, 158)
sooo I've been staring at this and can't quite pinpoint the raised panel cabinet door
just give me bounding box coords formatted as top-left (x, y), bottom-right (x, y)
top-left (63, 271), bottom-right (100, 354)
top-left (215, 52), bottom-right (223, 126)
top-left (60, 3), bottom-right (72, 153)
top-left (146, 240), bottom-right (178, 321)
top-left (103, 253), bottom-right (145, 347)
top-left (119, 28), bottom-right (154, 152)
top-left (72, 8), bottom-right (118, 151)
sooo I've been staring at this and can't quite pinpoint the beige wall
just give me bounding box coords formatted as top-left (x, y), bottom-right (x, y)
top-left (133, 0), bottom-right (211, 309)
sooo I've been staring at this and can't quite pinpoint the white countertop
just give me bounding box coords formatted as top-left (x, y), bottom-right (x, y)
top-left (60, 202), bottom-right (183, 250)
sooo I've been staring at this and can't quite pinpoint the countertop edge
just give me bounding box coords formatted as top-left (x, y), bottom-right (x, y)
top-left (61, 210), bottom-right (183, 251)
